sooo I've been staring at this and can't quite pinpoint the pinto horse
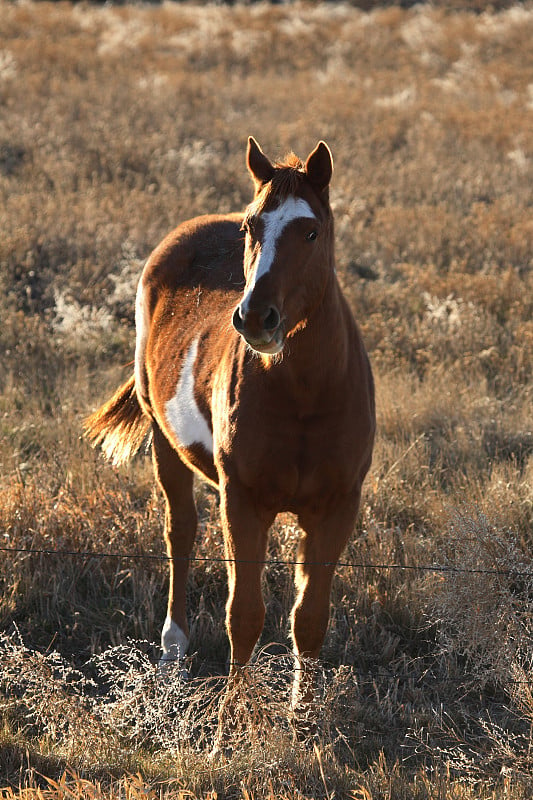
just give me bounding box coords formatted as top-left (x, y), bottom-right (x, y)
top-left (85, 137), bottom-right (375, 722)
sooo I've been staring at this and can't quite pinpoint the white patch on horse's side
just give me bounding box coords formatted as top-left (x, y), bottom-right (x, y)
top-left (241, 196), bottom-right (316, 313)
top-left (165, 338), bottom-right (213, 453)
top-left (158, 615), bottom-right (189, 678)
top-left (134, 271), bottom-right (149, 397)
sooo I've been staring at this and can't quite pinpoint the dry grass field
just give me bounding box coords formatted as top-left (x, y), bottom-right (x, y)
top-left (1, 0), bottom-right (532, 797)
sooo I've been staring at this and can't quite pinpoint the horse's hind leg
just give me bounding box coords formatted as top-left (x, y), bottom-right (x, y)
top-left (152, 423), bottom-right (197, 674)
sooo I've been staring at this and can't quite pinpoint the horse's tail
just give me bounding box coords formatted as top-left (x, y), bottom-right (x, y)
top-left (84, 375), bottom-right (151, 467)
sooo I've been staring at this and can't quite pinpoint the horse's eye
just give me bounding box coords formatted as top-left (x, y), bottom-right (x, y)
top-left (306, 230), bottom-right (318, 242)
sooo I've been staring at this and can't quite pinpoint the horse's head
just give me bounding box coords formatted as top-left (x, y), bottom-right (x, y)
top-left (232, 137), bottom-right (334, 356)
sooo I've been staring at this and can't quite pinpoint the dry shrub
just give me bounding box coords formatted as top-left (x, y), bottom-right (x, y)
top-left (0, 472), bottom-right (165, 661)
top-left (421, 509), bottom-right (533, 781)
top-left (330, 507), bottom-right (530, 786)
top-left (0, 633), bottom-right (378, 798)
top-left (429, 510), bottom-right (533, 689)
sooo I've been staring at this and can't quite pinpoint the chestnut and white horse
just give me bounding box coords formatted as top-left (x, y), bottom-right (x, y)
top-left (85, 137), bottom-right (375, 724)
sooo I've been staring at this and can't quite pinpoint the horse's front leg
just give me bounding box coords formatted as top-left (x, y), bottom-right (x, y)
top-left (215, 479), bottom-right (274, 747)
top-left (291, 490), bottom-right (362, 724)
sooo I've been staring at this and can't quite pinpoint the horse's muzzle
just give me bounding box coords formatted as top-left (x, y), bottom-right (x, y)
top-left (232, 304), bottom-right (284, 354)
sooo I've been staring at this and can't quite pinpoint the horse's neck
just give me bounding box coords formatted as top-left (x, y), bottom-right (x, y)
top-left (273, 270), bottom-right (352, 400)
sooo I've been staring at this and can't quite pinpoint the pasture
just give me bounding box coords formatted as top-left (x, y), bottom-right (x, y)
top-left (0, 1), bottom-right (532, 797)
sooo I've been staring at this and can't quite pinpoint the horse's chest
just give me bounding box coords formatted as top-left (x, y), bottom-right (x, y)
top-left (228, 414), bottom-right (358, 512)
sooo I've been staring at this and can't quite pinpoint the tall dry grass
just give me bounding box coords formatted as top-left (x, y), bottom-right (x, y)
top-left (1, 1), bottom-right (532, 797)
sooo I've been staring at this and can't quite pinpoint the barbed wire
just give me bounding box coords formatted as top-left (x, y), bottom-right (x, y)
top-left (0, 543), bottom-right (530, 578)
top-left (3, 548), bottom-right (533, 688)
top-left (2, 544), bottom-right (533, 691)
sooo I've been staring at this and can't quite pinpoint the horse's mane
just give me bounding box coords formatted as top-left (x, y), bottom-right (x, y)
top-left (272, 152), bottom-right (305, 195)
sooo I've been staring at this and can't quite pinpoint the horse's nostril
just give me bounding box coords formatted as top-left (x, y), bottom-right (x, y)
top-left (263, 306), bottom-right (280, 332)
top-left (232, 306), bottom-right (245, 333)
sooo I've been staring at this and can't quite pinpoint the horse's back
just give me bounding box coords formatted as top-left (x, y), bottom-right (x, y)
top-left (142, 213), bottom-right (245, 298)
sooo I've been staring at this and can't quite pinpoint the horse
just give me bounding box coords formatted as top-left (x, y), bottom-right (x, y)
top-left (84, 137), bottom-right (375, 733)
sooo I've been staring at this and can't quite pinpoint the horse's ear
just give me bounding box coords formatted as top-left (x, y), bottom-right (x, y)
top-left (305, 141), bottom-right (333, 193)
top-left (247, 136), bottom-right (274, 188)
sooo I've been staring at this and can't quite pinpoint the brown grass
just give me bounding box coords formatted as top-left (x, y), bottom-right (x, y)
top-left (1, 1), bottom-right (532, 797)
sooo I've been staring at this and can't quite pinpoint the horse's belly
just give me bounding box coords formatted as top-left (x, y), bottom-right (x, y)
top-left (152, 337), bottom-right (220, 485)
top-left (179, 446), bottom-right (219, 486)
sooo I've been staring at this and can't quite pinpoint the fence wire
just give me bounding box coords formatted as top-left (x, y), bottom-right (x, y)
top-left (3, 541), bottom-right (533, 688)
top-left (2, 540), bottom-right (533, 694)
top-left (0, 544), bottom-right (530, 578)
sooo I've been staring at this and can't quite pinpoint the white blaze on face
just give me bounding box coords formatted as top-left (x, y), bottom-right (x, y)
top-left (240, 196), bottom-right (316, 314)
top-left (165, 338), bottom-right (213, 453)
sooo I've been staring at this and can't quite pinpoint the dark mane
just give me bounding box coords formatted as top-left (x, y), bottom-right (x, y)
top-left (271, 152), bottom-right (305, 197)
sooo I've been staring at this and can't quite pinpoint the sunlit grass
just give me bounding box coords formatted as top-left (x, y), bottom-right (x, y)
top-left (1, 1), bottom-right (532, 797)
